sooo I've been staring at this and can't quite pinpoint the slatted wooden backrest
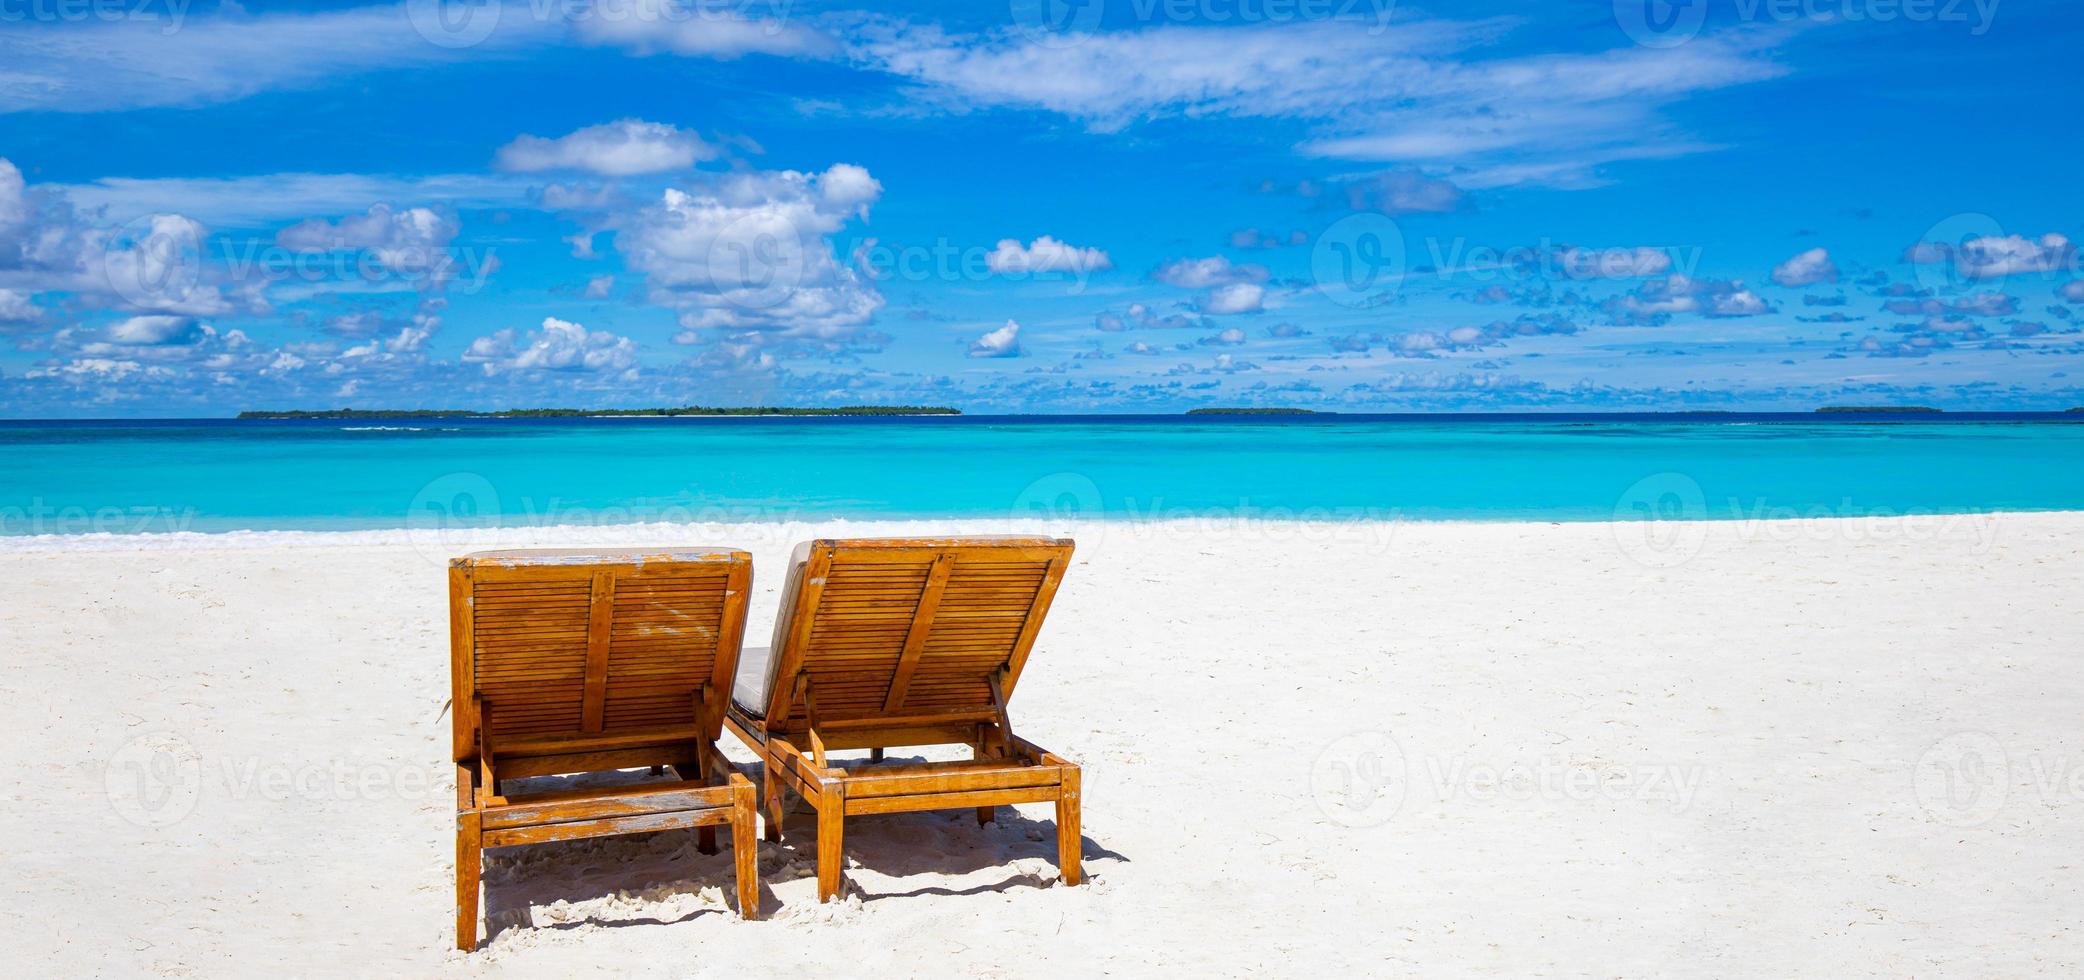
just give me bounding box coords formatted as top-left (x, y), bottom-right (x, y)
top-left (450, 548), bottom-right (753, 763)
top-left (758, 537), bottom-right (1073, 730)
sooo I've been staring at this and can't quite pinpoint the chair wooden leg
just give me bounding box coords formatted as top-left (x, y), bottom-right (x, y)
top-left (455, 812), bottom-right (482, 950)
top-left (761, 761), bottom-right (783, 843)
top-left (868, 747), bottom-right (884, 762)
top-left (815, 783), bottom-right (846, 901)
top-left (1055, 765), bottom-right (1082, 886)
top-left (698, 825), bottom-right (719, 855)
top-left (975, 805), bottom-right (994, 826)
top-left (733, 780), bottom-right (760, 919)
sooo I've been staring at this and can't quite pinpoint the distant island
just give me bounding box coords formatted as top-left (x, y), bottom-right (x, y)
top-left (238, 405), bottom-right (962, 419)
top-left (1184, 407), bottom-right (1322, 415)
top-left (1815, 406), bottom-right (1943, 414)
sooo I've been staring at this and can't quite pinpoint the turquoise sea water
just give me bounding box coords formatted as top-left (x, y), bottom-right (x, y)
top-left (3, 414), bottom-right (2082, 535)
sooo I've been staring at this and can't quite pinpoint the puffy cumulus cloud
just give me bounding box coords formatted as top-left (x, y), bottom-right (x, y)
top-left (2062, 281), bottom-right (2084, 303)
top-left (1152, 255), bottom-right (1268, 289)
top-left (1555, 246), bottom-right (1671, 280)
top-left (574, 0), bottom-right (835, 59)
top-left (0, 287), bottom-right (38, 323)
top-left (966, 319), bottom-right (1023, 358)
top-left (277, 203), bottom-right (463, 279)
top-left (1151, 256), bottom-right (1269, 315)
top-left (496, 119), bottom-right (717, 177)
top-left (1265, 322), bottom-right (1310, 338)
top-left (463, 317), bottom-right (639, 375)
top-left (617, 164), bottom-right (884, 351)
top-left (105, 314), bottom-right (207, 346)
top-left (585, 274), bottom-right (615, 298)
top-left (1905, 232), bottom-right (2074, 280)
top-left (1601, 275), bottom-right (1772, 324)
top-left (1771, 247), bottom-right (1839, 288)
top-left (0, 159), bottom-right (254, 317)
top-left (1197, 327), bottom-right (1247, 346)
top-left (1344, 171), bottom-right (1466, 215)
top-left (984, 236), bottom-right (1113, 275)
top-left (1198, 281), bottom-right (1265, 315)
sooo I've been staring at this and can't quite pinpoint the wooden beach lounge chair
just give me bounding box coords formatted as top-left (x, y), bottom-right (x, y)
top-left (450, 548), bottom-right (761, 951)
top-left (724, 536), bottom-right (1084, 901)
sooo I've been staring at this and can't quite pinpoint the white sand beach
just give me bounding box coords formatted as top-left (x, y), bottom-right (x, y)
top-left (4, 513), bottom-right (2081, 977)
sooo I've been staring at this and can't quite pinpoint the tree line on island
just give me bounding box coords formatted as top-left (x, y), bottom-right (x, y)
top-left (237, 405), bottom-right (962, 419)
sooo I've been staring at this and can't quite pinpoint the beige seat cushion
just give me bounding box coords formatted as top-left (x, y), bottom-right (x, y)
top-left (730, 541), bottom-right (810, 718)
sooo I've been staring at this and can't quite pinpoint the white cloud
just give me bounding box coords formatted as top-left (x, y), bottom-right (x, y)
top-left (0, 287), bottom-right (36, 322)
top-left (0, 5), bottom-right (542, 114)
top-left (0, 2), bottom-right (828, 116)
top-left (1955, 234), bottom-right (2072, 279)
top-left (584, 274), bottom-right (615, 298)
top-left (574, 0), bottom-right (834, 59)
top-left (1153, 255), bottom-right (1268, 289)
top-left (853, 20), bottom-right (1783, 188)
top-left (105, 315), bottom-right (206, 346)
top-left (1708, 288), bottom-right (1769, 316)
top-left (50, 172), bottom-right (537, 228)
top-left (1770, 247), bottom-right (1839, 288)
top-left (1904, 232), bottom-right (2072, 280)
top-left (463, 317), bottom-right (639, 374)
top-left (985, 236), bottom-right (1113, 275)
top-left (617, 163), bottom-right (885, 345)
top-left (967, 319), bottom-right (1023, 358)
top-left (277, 204), bottom-right (461, 277)
top-left (1605, 274), bottom-right (1772, 322)
top-left (497, 119), bottom-right (717, 176)
top-left (25, 358), bottom-right (175, 383)
top-left (0, 160), bottom-right (253, 317)
top-left (2063, 280), bottom-right (2084, 303)
top-left (1198, 327), bottom-right (1247, 346)
top-left (1199, 282), bottom-right (1266, 315)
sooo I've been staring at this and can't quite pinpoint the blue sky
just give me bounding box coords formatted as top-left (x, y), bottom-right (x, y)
top-left (0, 0), bottom-right (2078, 416)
